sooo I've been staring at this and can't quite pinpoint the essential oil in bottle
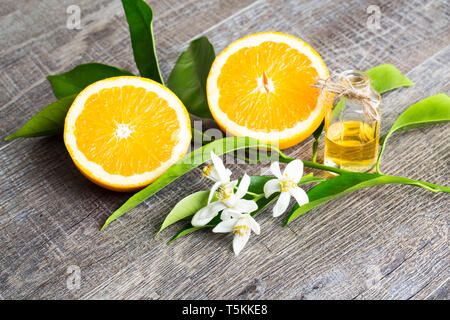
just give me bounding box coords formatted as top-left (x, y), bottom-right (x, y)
top-left (323, 70), bottom-right (381, 173)
top-left (325, 120), bottom-right (379, 172)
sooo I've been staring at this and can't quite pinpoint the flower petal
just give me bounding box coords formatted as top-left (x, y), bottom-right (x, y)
top-left (244, 214), bottom-right (260, 235)
top-left (270, 161), bottom-right (283, 179)
top-left (273, 191), bottom-right (290, 217)
top-left (284, 159), bottom-right (303, 183)
top-left (191, 201), bottom-right (226, 227)
top-left (210, 151), bottom-right (230, 182)
top-left (232, 220), bottom-right (251, 256)
top-left (208, 181), bottom-right (221, 204)
top-left (221, 208), bottom-right (242, 221)
top-left (235, 173), bottom-right (250, 199)
top-left (290, 186), bottom-right (309, 207)
top-left (263, 178), bottom-right (281, 198)
top-left (212, 219), bottom-right (236, 233)
top-left (234, 199), bottom-right (258, 213)
top-left (222, 194), bottom-right (237, 208)
top-left (207, 166), bottom-right (221, 182)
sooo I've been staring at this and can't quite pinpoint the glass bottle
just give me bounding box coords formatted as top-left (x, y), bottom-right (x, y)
top-left (324, 70), bottom-right (381, 173)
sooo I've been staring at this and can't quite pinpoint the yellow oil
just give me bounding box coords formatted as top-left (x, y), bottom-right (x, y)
top-left (324, 121), bottom-right (379, 172)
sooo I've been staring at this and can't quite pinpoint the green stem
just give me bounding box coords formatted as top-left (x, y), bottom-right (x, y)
top-left (272, 147), bottom-right (346, 175)
top-left (376, 132), bottom-right (391, 173)
top-left (288, 153), bottom-right (448, 194)
top-left (195, 129), bottom-right (447, 193)
top-left (246, 191), bottom-right (260, 197)
top-left (253, 193), bottom-right (265, 201)
top-left (312, 139), bottom-right (319, 163)
top-left (382, 175), bottom-right (450, 193)
top-left (302, 160), bottom-right (348, 175)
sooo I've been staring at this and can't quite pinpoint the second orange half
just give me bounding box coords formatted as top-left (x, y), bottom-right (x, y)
top-left (207, 32), bottom-right (329, 149)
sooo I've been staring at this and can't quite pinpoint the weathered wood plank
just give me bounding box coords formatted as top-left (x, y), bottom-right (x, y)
top-left (0, 0), bottom-right (448, 300)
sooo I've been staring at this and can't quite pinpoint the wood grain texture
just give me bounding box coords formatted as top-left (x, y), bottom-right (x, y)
top-left (0, 0), bottom-right (449, 300)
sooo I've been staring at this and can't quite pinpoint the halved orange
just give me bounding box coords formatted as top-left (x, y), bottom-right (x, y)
top-left (64, 76), bottom-right (191, 191)
top-left (207, 32), bottom-right (329, 149)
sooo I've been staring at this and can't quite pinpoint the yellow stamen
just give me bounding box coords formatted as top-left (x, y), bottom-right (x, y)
top-left (217, 185), bottom-right (233, 201)
top-left (280, 179), bottom-right (296, 192)
top-left (232, 225), bottom-right (250, 237)
top-left (202, 164), bottom-right (213, 177)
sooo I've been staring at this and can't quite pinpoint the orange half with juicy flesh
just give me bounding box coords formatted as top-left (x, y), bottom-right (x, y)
top-left (207, 32), bottom-right (329, 149)
top-left (64, 76), bottom-right (191, 191)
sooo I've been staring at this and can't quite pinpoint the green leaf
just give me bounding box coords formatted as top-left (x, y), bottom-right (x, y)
top-left (286, 172), bottom-right (380, 225)
top-left (247, 175), bottom-right (272, 194)
top-left (168, 224), bottom-right (204, 243)
top-left (5, 95), bottom-right (76, 140)
top-left (377, 93), bottom-right (450, 171)
top-left (384, 93), bottom-right (450, 134)
top-left (47, 63), bottom-right (133, 99)
top-left (168, 37), bottom-right (215, 118)
top-left (298, 173), bottom-right (327, 185)
top-left (312, 122), bottom-right (324, 141)
top-left (166, 214), bottom-right (223, 243)
top-left (122, 0), bottom-right (163, 83)
top-left (330, 98), bottom-right (346, 118)
top-left (156, 190), bottom-right (209, 237)
top-left (285, 171), bottom-right (450, 225)
top-left (366, 64), bottom-right (414, 94)
top-left (102, 136), bottom-right (290, 230)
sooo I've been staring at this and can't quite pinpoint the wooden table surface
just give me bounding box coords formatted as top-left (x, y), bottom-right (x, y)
top-left (1, 0), bottom-right (449, 300)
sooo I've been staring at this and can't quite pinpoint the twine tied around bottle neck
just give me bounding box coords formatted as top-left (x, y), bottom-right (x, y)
top-left (312, 74), bottom-right (380, 122)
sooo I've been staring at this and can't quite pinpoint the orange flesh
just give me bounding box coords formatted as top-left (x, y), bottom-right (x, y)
top-left (217, 41), bottom-right (320, 132)
top-left (74, 85), bottom-right (180, 176)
